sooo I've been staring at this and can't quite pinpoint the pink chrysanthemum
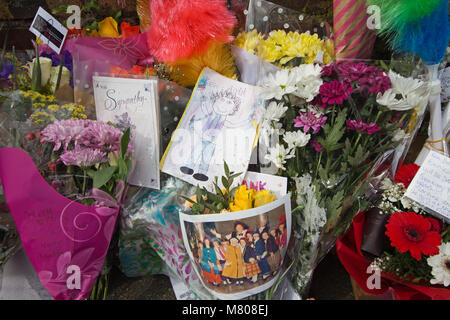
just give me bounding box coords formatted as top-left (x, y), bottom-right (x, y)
top-left (147, 0), bottom-right (237, 63)
top-left (293, 111), bottom-right (327, 134)
top-left (358, 69), bottom-right (391, 94)
top-left (41, 119), bottom-right (92, 151)
top-left (319, 80), bottom-right (353, 105)
top-left (60, 148), bottom-right (108, 167)
top-left (346, 120), bottom-right (381, 135)
top-left (336, 62), bottom-right (373, 82)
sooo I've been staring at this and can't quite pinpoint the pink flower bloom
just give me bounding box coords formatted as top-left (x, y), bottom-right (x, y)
top-left (60, 147), bottom-right (107, 167)
top-left (346, 120), bottom-right (382, 135)
top-left (358, 70), bottom-right (391, 94)
top-left (41, 119), bottom-right (92, 151)
top-left (293, 111), bottom-right (327, 134)
top-left (321, 63), bottom-right (335, 77)
top-left (84, 121), bottom-right (124, 152)
top-left (336, 62), bottom-right (373, 82)
top-left (319, 80), bottom-right (353, 105)
top-left (365, 122), bottom-right (382, 135)
top-left (310, 139), bottom-right (323, 152)
top-left (346, 119), bottom-right (367, 132)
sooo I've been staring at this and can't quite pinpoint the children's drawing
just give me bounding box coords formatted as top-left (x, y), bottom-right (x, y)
top-left (161, 68), bottom-right (264, 191)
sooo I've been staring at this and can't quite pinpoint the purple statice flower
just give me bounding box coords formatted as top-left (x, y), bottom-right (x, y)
top-left (60, 147), bottom-right (108, 167)
top-left (293, 111), bottom-right (327, 134)
top-left (310, 139), bottom-right (323, 152)
top-left (358, 69), bottom-right (391, 95)
top-left (41, 119), bottom-right (92, 151)
top-left (319, 80), bottom-right (353, 106)
top-left (346, 120), bottom-right (382, 135)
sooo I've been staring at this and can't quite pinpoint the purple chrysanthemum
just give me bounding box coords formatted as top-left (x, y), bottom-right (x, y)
top-left (84, 121), bottom-right (124, 152)
top-left (319, 80), bottom-right (353, 105)
top-left (293, 111), bottom-right (327, 134)
top-left (60, 147), bottom-right (108, 167)
top-left (358, 69), bottom-right (391, 95)
top-left (321, 63), bottom-right (336, 77)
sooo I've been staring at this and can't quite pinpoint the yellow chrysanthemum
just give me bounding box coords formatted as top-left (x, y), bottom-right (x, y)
top-left (168, 42), bottom-right (237, 87)
top-left (47, 104), bottom-right (59, 112)
top-left (233, 30), bottom-right (264, 54)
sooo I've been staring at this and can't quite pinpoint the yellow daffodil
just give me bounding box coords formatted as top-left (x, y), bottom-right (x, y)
top-left (254, 190), bottom-right (276, 208)
top-left (97, 17), bottom-right (120, 38)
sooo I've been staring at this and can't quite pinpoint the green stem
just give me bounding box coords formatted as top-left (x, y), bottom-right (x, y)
top-left (82, 169), bottom-right (87, 196)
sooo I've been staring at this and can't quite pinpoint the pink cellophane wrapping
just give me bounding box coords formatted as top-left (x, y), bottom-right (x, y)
top-left (0, 148), bottom-right (119, 300)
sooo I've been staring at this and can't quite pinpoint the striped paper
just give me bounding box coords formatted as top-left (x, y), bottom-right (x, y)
top-left (333, 0), bottom-right (376, 59)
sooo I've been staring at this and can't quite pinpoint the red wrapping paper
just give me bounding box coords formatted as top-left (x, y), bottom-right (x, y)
top-left (337, 211), bottom-right (450, 300)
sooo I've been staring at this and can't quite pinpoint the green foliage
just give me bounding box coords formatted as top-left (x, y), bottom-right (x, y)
top-left (181, 161), bottom-right (242, 214)
top-left (379, 250), bottom-right (433, 284)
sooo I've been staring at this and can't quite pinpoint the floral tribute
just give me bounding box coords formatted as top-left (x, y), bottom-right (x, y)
top-left (259, 59), bottom-right (432, 296)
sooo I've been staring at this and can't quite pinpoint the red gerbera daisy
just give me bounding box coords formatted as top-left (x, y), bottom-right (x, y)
top-left (394, 164), bottom-right (420, 188)
top-left (385, 211), bottom-right (442, 261)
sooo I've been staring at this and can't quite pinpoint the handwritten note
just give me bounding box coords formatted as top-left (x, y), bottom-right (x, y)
top-left (93, 76), bottom-right (160, 189)
top-left (405, 151), bottom-right (450, 222)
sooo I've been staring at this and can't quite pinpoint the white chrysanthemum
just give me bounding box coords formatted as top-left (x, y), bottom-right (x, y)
top-left (376, 70), bottom-right (430, 111)
top-left (283, 130), bottom-right (311, 149)
top-left (264, 143), bottom-right (295, 170)
top-left (263, 101), bottom-right (288, 122)
top-left (262, 68), bottom-right (297, 101)
top-left (291, 64), bottom-right (323, 102)
top-left (427, 242), bottom-right (450, 287)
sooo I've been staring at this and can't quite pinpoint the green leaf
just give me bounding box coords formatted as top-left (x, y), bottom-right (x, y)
top-left (221, 176), bottom-right (229, 189)
top-left (348, 145), bottom-right (370, 167)
top-left (93, 166), bottom-right (117, 189)
top-left (120, 127), bottom-right (131, 159)
top-left (224, 161), bottom-right (230, 177)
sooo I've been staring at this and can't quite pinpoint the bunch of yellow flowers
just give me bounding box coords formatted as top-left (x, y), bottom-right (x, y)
top-left (233, 29), bottom-right (335, 67)
top-left (229, 185), bottom-right (276, 212)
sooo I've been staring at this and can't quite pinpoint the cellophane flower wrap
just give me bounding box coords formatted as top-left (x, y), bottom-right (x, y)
top-left (0, 53), bottom-right (134, 299)
top-left (259, 60), bottom-right (432, 298)
top-left (337, 164), bottom-right (450, 299)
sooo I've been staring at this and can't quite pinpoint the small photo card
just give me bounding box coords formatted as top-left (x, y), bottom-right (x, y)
top-left (405, 151), bottom-right (450, 223)
top-left (29, 7), bottom-right (68, 54)
top-left (93, 76), bottom-right (160, 190)
top-left (180, 194), bottom-right (292, 300)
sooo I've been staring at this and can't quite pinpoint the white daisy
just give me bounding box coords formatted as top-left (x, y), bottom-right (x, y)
top-left (427, 242), bottom-right (450, 287)
top-left (291, 64), bottom-right (323, 102)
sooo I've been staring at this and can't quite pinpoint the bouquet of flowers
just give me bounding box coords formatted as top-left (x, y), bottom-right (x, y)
top-left (337, 164), bottom-right (450, 299)
top-left (259, 60), bottom-right (432, 297)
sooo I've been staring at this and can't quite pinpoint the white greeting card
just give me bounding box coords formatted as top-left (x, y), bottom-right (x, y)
top-left (29, 7), bottom-right (68, 54)
top-left (243, 171), bottom-right (288, 198)
top-left (93, 76), bottom-right (160, 189)
top-left (405, 151), bottom-right (450, 223)
top-left (160, 68), bottom-right (265, 191)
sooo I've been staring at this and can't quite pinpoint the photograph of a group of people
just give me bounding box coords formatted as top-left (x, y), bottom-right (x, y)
top-left (183, 203), bottom-right (289, 296)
